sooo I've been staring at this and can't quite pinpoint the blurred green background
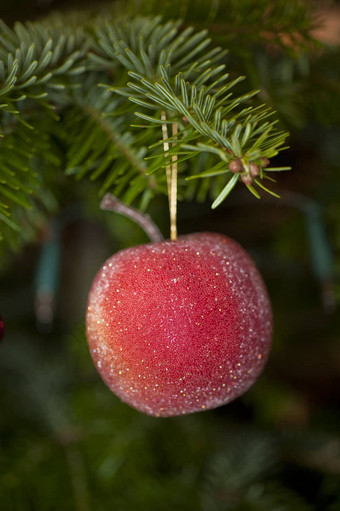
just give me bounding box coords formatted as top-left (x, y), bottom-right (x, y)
top-left (0, 1), bottom-right (340, 510)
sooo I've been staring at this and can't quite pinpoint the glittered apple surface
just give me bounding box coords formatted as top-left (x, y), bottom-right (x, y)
top-left (86, 232), bottom-right (272, 417)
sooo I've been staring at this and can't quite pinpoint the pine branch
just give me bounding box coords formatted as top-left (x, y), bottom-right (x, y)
top-left (102, 19), bottom-right (290, 206)
top-left (0, 20), bottom-right (88, 121)
top-left (0, 6), bottom-right (324, 258)
top-left (127, 0), bottom-right (318, 54)
top-left (0, 107), bottom-right (60, 261)
top-left (202, 431), bottom-right (313, 511)
top-left (91, 15), bottom-right (228, 81)
top-left (0, 19), bottom-right (91, 259)
top-left (60, 81), bottom-right (160, 208)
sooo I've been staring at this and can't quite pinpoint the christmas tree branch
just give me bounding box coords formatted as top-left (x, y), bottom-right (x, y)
top-left (0, 6), bottom-right (323, 261)
top-left (80, 102), bottom-right (152, 183)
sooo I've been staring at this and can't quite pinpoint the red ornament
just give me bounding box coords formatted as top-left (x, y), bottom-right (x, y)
top-left (86, 233), bottom-right (272, 417)
top-left (0, 314), bottom-right (4, 341)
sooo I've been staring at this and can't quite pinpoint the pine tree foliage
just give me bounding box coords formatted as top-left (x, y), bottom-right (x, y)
top-left (2, 328), bottom-right (338, 511)
top-left (0, 18), bottom-right (89, 260)
top-left (0, 18), bottom-right (88, 115)
top-left (96, 16), bottom-right (290, 203)
top-left (202, 433), bottom-right (313, 511)
top-left (62, 81), bottom-right (158, 206)
top-left (0, 0), bottom-right (325, 263)
top-left (125, 0), bottom-right (317, 51)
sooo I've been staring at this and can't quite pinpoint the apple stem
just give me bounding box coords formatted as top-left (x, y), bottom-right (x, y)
top-left (161, 111), bottom-right (178, 241)
top-left (100, 193), bottom-right (164, 242)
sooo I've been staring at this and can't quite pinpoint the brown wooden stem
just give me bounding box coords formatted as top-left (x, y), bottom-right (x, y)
top-left (100, 193), bottom-right (164, 243)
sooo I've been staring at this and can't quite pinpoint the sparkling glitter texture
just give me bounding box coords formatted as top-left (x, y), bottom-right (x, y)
top-left (86, 232), bottom-right (272, 417)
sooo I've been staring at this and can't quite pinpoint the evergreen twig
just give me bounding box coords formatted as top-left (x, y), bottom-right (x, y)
top-left (0, 3), bottom-right (323, 261)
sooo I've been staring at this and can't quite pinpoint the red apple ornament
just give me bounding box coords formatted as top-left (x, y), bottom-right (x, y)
top-left (86, 232), bottom-right (272, 417)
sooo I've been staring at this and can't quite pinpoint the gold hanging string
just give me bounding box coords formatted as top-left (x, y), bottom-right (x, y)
top-left (161, 111), bottom-right (178, 241)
